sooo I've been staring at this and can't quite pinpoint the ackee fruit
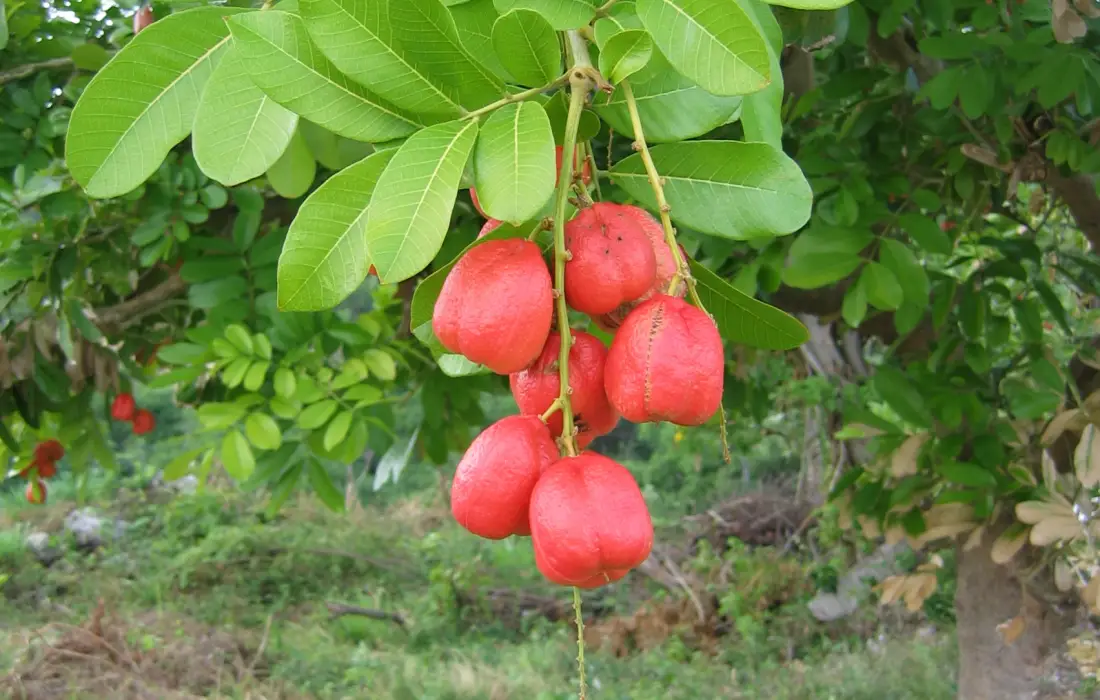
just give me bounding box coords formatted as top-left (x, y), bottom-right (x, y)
top-left (132, 409), bottom-right (156, 435)
top-left (34, 439), bottom-right (64, 465)
top-left (529, 453), bottom-right (653, 588)
top-left (478, 219), bottom-right (502, 238)
top-left (564, 202), bottom-right (657, 315)
top-left (604, 294), bottom-right (724, 426)
top-left (26, 480), bottom-right (47, 505)
top-left (510, 331), bottom-right (618, 449)
top-left (111, 393), bottom-right (136, 421)
top-left (451, 416), bottom-right (559, 539)
top-left (433, 239), bottom-right (553, 374)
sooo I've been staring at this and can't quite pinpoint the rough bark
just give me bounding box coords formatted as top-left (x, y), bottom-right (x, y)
top-left (954, 522), bottom-right (1074, 700)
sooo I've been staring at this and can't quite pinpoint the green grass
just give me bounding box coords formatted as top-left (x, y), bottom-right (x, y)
top-left (0, 477), bottom-right (958, 699)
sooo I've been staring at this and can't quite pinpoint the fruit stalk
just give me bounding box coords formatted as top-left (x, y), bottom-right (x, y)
top-left (620, 79), bottom-right (732, 463)
top-left (573, 586), bottom-right (588, 699)
top-left (552, 39), bottom-right (596, 459)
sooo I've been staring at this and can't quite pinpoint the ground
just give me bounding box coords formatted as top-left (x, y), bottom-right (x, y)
top-left (0, 471), bottom-right (959, 700)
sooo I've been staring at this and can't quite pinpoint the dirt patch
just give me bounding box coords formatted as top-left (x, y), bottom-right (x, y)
top-left (1, 600), bottom-right (287, 700)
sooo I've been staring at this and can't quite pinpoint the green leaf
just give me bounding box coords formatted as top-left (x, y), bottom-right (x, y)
top-left (308, 459), bottom-right (346, 512)
top-left (688, 258), bottom-right (808, 350)
top-left (298, 399), bottom-right (338, 429)
top-left (227, 11), bottom-right (423, 143)
top-left (598, 29), bottom-right (653, 84)
top-left (197, 402), bottom-right (247, 430)
top-left (491, 9), bottom-right (561, 86)
top-left (409, 221), bottom-right (533, 330)
top-left (221, 430), bottom-right (256, 480)
top-left (156, 342), bottom-right (208, 365)
top-left (0, 0), bottom-right (7, 52)
top-left (763, 0), bottom-right (854, 7)
top-left (66, 7), bottom-right (250, 198)
top-left (301, 0), bottom-right (502, 115)
top-left (278, 150), bottom-right (397, 311)
top-left (243, 362), bottom-right (269, 391)
top-left (450, 0), bottom-right (514, 82)
top-left (958, 64), bottom-right (992, 119)
top-left (71, 43), bottom-right (111, 71)
top-left (324, 410), bottom-right (353, 450)
top-left (636, 0), bottom-right (770, 96)
top-left (610, 141), bottom-right (811, 239)
top-left (192, 44), bottom-right (298, 186)
top-left (842, 277), bottom-right (868, 327)
top-left (594, 48), bottom-right (742, 142)
top-left (274, 367), bottom-right (298, 398)
top-left (1034, 280), bottom-right (1072, 334)
top-left (225, 324), bottom-right (255, 355)
top-left (365, 119), bottom-right (480, 283)
top-left (738, 0), bottom-right (783, 149)
top-left (861, 261), bottom-right (903, 311)
top-left (267, 126), bottom-right (317, 199)
top-left (363, 348), bottom-right (398, 381)
top-left (373, 426), bottom-right (420, 490)
top-left (493, 0), bottom-right (598, 29)
top-left (873, 366), bottom-right (931, 430)
top-left (898, 213), bottom-right (951, 255)
top-left (782, 226), bottom-right (872, 289)
top-left (245, 413), bottom-right (283, 451)
top-left (878, 239), bottom-right (929, 307)
top-left (472, 102), bottom-right (555, 224)
top-left (221, 358), bottom-right (253, 388)
top-left (162, 448), bottom-right (206, 481)
top-left (935, 461), bottom-right (997, 488)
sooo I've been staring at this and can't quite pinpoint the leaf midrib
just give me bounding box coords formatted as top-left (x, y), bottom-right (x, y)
top-left (614, 168), bottom-right (784, 196)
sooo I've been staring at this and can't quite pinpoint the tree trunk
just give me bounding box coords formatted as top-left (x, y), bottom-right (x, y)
top-left (954, 526), bottom-right (1073, 700)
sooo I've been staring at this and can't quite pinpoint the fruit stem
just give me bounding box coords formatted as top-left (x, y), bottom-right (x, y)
top-left (539, 398), bottom-right (563, 422)
top-left (573, 586), bottom-right (588, 700)
top-left (582, 141), bottom-right (603, 202)
top-left (552, 46), bottom-right (597, 460)
top-left (621, 79), bottom-right (733, 464)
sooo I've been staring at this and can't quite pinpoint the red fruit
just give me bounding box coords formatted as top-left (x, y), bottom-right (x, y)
top-left (470, 188), bottom-right (487, 218)
top-left (478, 219), bottom-right (502, 238)
top-left (592, 207), bottom-right (688, 332)
top-left (604, 295), bottom-right (724, 426)
top-left (433, 239), bottom-right (553, 374)
top-left (111, 393), bottom-right (136, 421)
top-left (556, 145), bottom-right (592, 186)
top-left (38, 461), bottom-right (57, 479)
top-left (368, 265), bottom-right (378, 277)
top-left (26, 480), bottom-right (47, 505)
top-left (132, 409), bottom-right (156, 435)
top-left (529, 453), bottom-right (653, 588)
top-left (451, 416), bottom-right (559, 539)
top-left (510, 331), bottom-right (619, 449)
top-left (34, 439), bottom-right (64, 465)
top-left (564, 203), bottom-right (658, 315)
top-left (133, 5), bottom-right (154, 34)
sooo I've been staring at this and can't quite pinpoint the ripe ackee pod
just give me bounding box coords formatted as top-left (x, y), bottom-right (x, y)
top-left (111, 392), bottom-right (136, 421)
top-left (433, 239), bottom-right (553, 374)
top-left (564, 202), bottom-right (657, 315)
top-left (529, 453), bottom-right (653, 588)
top-left (34, 439), bottom-right (64, 465)
top-left (451, 416), bottom-right (559, 539)
top-left (604, 294), bottom-right (724, 426)
top-left (26, 480), bottom-right (47, 505)
top-left (509, 331), bottom-right (619, 449)
top-left (593, 206), bottom-right (688, 332)
top-left (132, 409), bottom-right (156, 435)
top-left (478, 219), bottom-right (502, 238)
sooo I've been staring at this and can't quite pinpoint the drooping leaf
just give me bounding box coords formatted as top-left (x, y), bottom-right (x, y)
top-left (472, 102), bottom-right (555, 224)
top-left (594, 48), bottom-right (742, 142)
top-left (301, 0), bottom-right (501, 116)
top-left (162, 448), bottom-right (206, 481)
top-left (598, 28), bottom-right (653, 84)
top-left (493, 0), bottom-right (598, 29)
top-left (365, 119), bottom-right (480, 283)
top-left (267, 126), bottom-right (318, 199)
top-left (278, 149), bottom-right (397, 311)
top-left (323, 410), bottom-right (353, 450)
top-left (372, 426), bottom-right (421, 490)
top-left (491, 9), bottom-right (561, 86)
top-left (227, 11), bottom-right (423, 142)
top-left (221, 429), bottom-right (256, 480)
top-left (610, 141), bottom-right (811, 239)
top-left (66, 7), bottom-right (250, 198)
top-left (636, 0), bottom-right (770, 96)
top-left (192, 44), bottom-right (299, 186)
top-left (689, 258), bottom-right (808, 350)
top-left (245, 413), bottom-right (283, 451)
top-left (308, 459), bottom-right (346, 512)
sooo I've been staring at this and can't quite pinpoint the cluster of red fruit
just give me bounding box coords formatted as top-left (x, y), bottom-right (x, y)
top-left (18, 439), bottom-right (64, 504)
top-left (436, 160), bottom-right (724, 589)
top-left (110, 392), bottom-right (156, 435)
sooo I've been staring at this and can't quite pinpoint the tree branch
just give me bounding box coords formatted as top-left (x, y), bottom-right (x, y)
top-left (0, 58), bottom-right (75, 86)
top-left (324, 601), bottom-right (407, 628)
top-left (93, 271), bottom-right (187, 336)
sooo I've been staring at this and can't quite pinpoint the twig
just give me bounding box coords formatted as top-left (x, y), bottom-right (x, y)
top-left (0, 57), bottom-right (75, 86)
top-left (662, 554), bottom-right (707, 623)
top-left (463, 73), bottom-right (571, 121)
top-left (572, 587), bottom-right (588, 700)
top-left (325, 601), bottom-right (407, 628)
top-left (248, 613), bottom-right (275, 673)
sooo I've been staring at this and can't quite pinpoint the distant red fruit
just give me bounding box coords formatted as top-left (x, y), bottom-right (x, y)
top-left (37, 461), bottom-right (57, 479)
top-left (529, 453), bottom-right (653, 588)
top-left (26, 480), bottom-right (47, 505)
top-left (34, 439), bottom-right (64, 465)
top-left (111, 393), bottom-right (136, 421)
top-left (133, 5), bottom-right (154, 34)
top-left (132, 409), bottom-right (156, 435)
top-left (451, 416), bottom-right (559, 539)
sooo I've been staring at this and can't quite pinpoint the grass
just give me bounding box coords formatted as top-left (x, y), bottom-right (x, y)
top-left (0, 473), bottom-right (958, 699)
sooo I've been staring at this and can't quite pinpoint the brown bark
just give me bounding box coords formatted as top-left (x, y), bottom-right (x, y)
top-left (93, 271), bottom-right (187, 335)
top-left (954, 521), bottom-right (1074, 700)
